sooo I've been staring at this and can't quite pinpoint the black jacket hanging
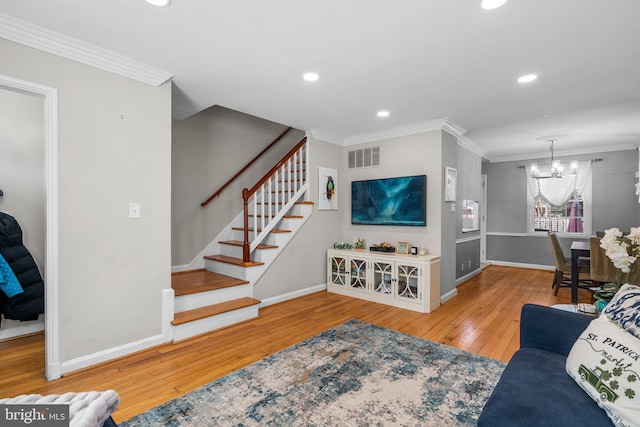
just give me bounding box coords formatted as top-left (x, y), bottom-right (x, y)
top-left (0, 212), bottom-right (45, 321)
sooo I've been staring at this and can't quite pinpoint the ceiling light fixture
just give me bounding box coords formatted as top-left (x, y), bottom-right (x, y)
top-left (303, 72), bottom-right (320, 82)
top-left (530, 136), bottom-right (578, 179)
top-left (145, 0), bottom-right (171, 6)
top-left (481, 0), bottom-right (509, 10)
top-left (518, 74), bottom-right (538, 83)
top-left (377, 111), bottom-right (390, 118)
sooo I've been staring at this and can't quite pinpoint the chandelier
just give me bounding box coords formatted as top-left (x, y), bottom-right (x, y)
top-left (530, 137), bottom-right (578, 179)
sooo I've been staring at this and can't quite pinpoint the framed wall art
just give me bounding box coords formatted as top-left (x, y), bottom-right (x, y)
top-left (319, 167), bottom-right (338, 210)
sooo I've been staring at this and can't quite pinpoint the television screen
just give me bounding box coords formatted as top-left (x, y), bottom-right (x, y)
top-left (351, 175), bottom-right (426, 226)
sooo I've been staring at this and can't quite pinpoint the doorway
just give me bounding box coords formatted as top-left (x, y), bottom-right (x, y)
top-left (0, 73), bottom-right (60, 380)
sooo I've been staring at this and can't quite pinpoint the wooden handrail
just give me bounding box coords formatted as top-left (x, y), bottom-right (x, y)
top-left (200, 126), bottom-right (293, 207)
top-left (245, 137), bottom-right (307, 198)
top-left (242, 136), bottom-right (308, 261)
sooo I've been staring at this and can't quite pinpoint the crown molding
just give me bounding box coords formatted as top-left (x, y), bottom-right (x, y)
top-left (0, 12), bottom-right (174, 87)
top-left (343, 118), bottom-right (451, 146)
top-left (487, 143), bottom-right (638, 163)
top-left (308, 129), bottom-right (344, 146)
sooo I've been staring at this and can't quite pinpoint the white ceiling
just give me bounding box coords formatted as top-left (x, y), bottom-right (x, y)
top-left (1, 0), bottom-right (639, 161)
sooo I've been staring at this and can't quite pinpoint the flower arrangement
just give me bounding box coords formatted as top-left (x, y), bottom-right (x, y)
top-left (600, 227), bottom-right (640, 287)
top-left (353, 237), bottom-right (366, 249)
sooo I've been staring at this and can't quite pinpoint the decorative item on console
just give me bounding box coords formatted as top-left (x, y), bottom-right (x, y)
top-left (333, 242), bottom-right (353, 250)
top-left (594, 227), bottom-right (640, 311)
top-left (397, 242), bottom-right (410, 254)
top-left (370, 242), bottom-right (395, 253)
top-left (353, 237), bottom-right (366, 249)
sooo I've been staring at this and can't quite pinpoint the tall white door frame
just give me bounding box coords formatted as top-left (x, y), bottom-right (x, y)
top-left (0, 74), bottom-right (60, 380)
top-left (481, 174), bottom-right (487, 264)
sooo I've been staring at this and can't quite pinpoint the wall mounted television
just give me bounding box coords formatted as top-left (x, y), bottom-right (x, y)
top-left (351, 175), bottom-right (426, 226)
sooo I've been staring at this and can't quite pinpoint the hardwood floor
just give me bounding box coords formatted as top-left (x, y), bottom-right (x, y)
top-left (0, 265), bottom-right (594, 423)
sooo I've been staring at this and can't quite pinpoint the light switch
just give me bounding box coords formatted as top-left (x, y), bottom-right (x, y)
top-left (129, 203), bottom-right (141, 219)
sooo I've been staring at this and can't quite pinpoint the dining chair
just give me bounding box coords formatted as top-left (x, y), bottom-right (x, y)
top-left (548, 232), bottom-right (591, 295)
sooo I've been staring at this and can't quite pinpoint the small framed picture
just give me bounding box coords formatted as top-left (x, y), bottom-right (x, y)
top-left (397, 242), bottom-right (410, 254)
top-left (445, 167), bottom-right (457, 202)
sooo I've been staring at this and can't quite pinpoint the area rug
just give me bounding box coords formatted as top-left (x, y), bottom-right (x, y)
top-left (120, 319), bottom-right (505, 426)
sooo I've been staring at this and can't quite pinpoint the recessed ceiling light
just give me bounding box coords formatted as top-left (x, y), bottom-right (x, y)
top-left (377, 111), bottom-right (390, 118)
top-left (481, 0), bottom-right (509, 10)
top-left (145, 0), bottom-right (171, 7)
top-left (303, 72), bottom-right (320, 82)
top-left (518, 74), bottom-right (538, 83)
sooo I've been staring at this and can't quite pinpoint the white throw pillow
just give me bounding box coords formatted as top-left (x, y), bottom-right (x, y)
top-left (603, 284), bottom-right (640, 340)
top-left (566, 316), bottom-right (640, 427)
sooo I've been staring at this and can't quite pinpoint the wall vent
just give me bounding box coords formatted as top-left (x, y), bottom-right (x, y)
top-left (348, 147), bottom-right (380, 169)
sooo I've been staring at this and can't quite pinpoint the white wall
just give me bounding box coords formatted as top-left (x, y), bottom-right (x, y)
top-left (0, 86), bottom-right (45, 338)
top-left (341, 131), bottom-right (443, 260)
top-left (0, 38), bottom-right (172, 366)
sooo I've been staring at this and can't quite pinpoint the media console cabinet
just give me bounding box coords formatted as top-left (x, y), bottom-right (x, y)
top-left (327, 249), bottom-right (441, 313)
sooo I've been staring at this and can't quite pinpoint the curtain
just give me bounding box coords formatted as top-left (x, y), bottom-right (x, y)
top-left (526, 161), bottom-right (592, 207)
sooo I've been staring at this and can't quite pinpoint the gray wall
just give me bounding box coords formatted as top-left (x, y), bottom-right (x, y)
top-left (486, 149), bottom-right (640, 266)
top-left (254, 138), bottom-right (343, 300)
top-left (440, 131), bottom-right (457, 294)
top-left (454, 142), bottom-right (483, 279)
top-left (171, 106), bottom-right (304, 266)
top-left (1, 38), bottom-right (172, 363)
top-left (0, 86), bottom-right (45, 336)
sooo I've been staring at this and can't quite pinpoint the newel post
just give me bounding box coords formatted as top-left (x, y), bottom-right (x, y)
top-left (242, 188), bottom-right (251, 262)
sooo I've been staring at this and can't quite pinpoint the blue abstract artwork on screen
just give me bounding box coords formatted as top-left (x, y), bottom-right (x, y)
top-left (351, 175), bottom-right (426, 226)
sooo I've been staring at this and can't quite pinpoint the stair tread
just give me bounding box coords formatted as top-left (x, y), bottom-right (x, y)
top-left (204, 254), bottom-right (264, 267)
top-left (171, 297), bottom-right (261, 325)
top-left (220, 240), bottom-right (278, 249)
top-left (171, 269), bottom-right (248, 297)
top-left (232, 227), bottom-right (291, 233)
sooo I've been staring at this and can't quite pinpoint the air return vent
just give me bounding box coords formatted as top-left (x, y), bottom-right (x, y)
top-left (348, 147), bottom-right (380, 169)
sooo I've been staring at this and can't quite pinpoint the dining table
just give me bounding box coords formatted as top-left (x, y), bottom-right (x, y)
top-left (570, 241), bottom-right (590, 303)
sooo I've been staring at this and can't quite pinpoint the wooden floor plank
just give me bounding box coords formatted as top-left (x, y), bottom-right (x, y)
top-left (0, 265), bottom-right (595, 423)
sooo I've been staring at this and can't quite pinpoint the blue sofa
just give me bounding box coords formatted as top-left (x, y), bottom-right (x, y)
top-left (478, 304), bottom-right (613, 426)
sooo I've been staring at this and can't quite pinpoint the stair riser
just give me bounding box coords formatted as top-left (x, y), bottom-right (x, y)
top-left (229, 230), bottom-right (291, 249)
top-left (172, 305), bottom-right (259, 342)
top-left (174, 284), bottom-right (253, 312)
top-left (204, 259), bottom-right (266, 283)
top-left (250, 203), bottom-right (312, 217)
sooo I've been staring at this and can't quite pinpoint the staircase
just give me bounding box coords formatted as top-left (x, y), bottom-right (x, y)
top-left (171, 137), bottom-right (311, 342)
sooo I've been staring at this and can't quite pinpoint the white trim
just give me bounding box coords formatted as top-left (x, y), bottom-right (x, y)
top-left (343, 118), bottom-right (451, 146)
top-left (455, 268), bottom-right (482, 285)
top-left (0, 73), bottom-right (61, 380)
top-left (0, 318), bottom-right (44, 341)
top-left (487, 260), bottom-right (554, 271)
top-left (487, 144), bottom-right (637, 163)
top-left (0, 12), bottom-right (174, 87)
top-left (456, 235), bottom-right (481, 244)
top-left (171, 264), bottom-right (191, 273)
top-left (60, 333), bottom-right (170, 375)
top-left (259, 284), bottom-right (327, 308)
top-left (440, 288), bottom-right (458, 304)
top-left (486, 231), bottom-right (591, 239)
top-left (61, 288), bottom-right (173, 375)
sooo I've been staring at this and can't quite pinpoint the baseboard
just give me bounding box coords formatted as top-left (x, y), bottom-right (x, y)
top-left (259, 284), bottom-right (327, 308)
top-left (60, 289), bottom-right (174, 375)
top-left (487, 260), bottom-right (554, 271)
top-left (455, 268), bottom-right (482, 285)
top-left (441, 288), bottom-right (458, 304)
top-left (0, 319), bottom-right (44, 341)
top-left (171, 264), bottom-right (190, 273)
top-left (60, 332), bottom-right (171, 375)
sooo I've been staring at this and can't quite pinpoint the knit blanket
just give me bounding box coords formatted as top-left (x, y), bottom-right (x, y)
top-left (0, 390), bottom-right (119, 427)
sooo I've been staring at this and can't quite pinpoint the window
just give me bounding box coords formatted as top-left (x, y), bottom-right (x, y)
top-left (526, 161), bottom-right (592, 234)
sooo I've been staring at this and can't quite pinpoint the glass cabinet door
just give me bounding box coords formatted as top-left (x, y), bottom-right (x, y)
top-left (396, 263), bottom-right (421, 301)
top-left (349, 258), bottom-right (367, 290)
top-left (372, 261), bottom-right (393, 295)
top-left (330, 256), bottom-right (347, 286)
